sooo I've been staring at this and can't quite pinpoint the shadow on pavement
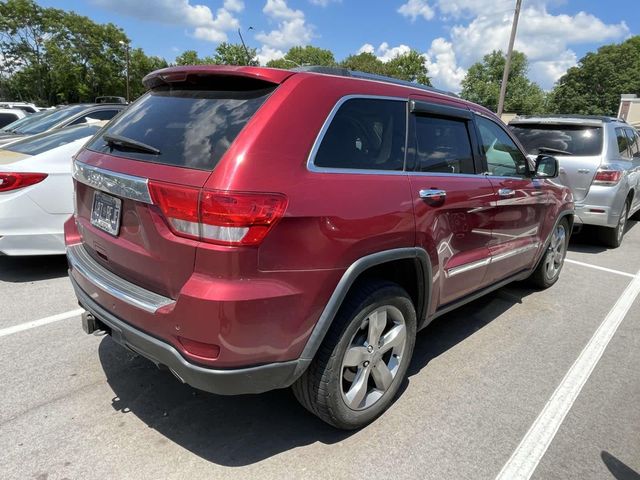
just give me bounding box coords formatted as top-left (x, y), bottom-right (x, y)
top-left (602, 451), bottom-right (640, 480)
top-left (568, 220), bottom-right (638, 255)
top-left (0, 255), bottom-right (68, 282)
top-left (408, 283), bottom-right (535, 377)
top-left (98, 282), bottom-right (535, 466)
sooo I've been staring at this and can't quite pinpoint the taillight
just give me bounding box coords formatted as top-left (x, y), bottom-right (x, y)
top-left (593, 169), bottom-right (622, 185)
top-left (149, 181), bottom-right (287, 246)
top-left (0, 172), bottom-right (48, 192)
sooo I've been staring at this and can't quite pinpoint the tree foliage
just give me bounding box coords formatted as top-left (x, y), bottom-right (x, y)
top-left (266, 45), bottom-right (335, 69)
top-left (549, 36), bottom-right (640, 116)
top-left (339, 50), bottom-right (431, 86)
top-left (460, 50), bottom-right (546, 114)
top-left (175, 43), bottom-right (258, 66)
top-left (0, 0), bottom-right (168, 104)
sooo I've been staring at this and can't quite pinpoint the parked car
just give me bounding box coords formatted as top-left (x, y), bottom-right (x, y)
top-left (0, 102), bottom-right (40, 113)
top-left (510, 115), bottom-right (640, 247)
top-left (0, 122), bottom-right (106, 255)
top-left (0, 108), bottom-right (27, 129)
top-left (0, 103), bottom-right (125, 146)
top-left (65, 65), bottom-right (574, 429)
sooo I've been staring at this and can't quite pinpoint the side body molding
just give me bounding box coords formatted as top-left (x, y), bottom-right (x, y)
top-left (294, 247), bottom-right (431, 377)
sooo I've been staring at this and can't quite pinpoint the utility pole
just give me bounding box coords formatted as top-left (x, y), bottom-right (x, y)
top-left (238, 28), bottom-right (251, 65)
top-left (497, 0), bottom-right (522, 117)
top-left (119, 40), bottom-right (130, 103)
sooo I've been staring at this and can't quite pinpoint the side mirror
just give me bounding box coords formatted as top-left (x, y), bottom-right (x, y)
top-left (535, 154), bottom-right (559, 178)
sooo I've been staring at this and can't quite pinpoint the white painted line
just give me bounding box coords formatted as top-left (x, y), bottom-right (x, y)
top-left (565, 258), bottom-right (635, 278)
top-left (495, 269), bottom-right (640, 480)
top-left (0, 309), bottom-right (84, 338)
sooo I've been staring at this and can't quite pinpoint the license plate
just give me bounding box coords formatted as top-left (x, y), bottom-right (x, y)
top-left (91, 191), bottom-right (122, 236)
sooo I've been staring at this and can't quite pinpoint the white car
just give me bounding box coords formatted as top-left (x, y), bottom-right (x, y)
top-left (0, 108), bottom-right (27, 129)
top-left (0, 122), bottom-right (105, 255)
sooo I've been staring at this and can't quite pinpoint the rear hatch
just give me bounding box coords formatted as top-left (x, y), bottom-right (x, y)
top-left (510, 122), bottom-right (603, 201)
top-left (73, 67), bottom-right (292, 299)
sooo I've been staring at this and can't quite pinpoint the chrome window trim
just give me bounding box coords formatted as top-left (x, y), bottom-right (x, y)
top-left (445, 242), bottom-right (540, 277)
top-left (306, 95), bottom-right (408, 175)
top-left (73, 159), bottom-right (153, 204)
top-left (67, 243), bottom-right (175, 314)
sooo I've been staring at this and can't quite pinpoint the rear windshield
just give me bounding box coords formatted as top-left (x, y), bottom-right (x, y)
top-left (4, 124), bottom-right (101, 156)
top-left (12, 105), bottom-right (88, 135)
top-left (87, 87), bottom-right (274, 170)
top-left (510, 124), bottom-right (603, 156)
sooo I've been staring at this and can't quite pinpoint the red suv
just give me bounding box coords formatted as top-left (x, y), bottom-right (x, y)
top-left (65, 65), bottom-right (574, 429)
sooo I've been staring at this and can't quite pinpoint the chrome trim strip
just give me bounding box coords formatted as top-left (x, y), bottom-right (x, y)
top-left (491, 242), bottom-right (540, 263)
top-left (73, 160), bottom-right (153, 204)
top-left (67, 243), bottom-right (174, 313)
top-left (446, 258), bottom-right (491, 277)
top-left (446, 242), bottom-right (540, 277)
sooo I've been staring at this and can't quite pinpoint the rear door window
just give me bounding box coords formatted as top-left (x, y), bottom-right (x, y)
top-left (510, 124), bottom-right (603, 156)
top-left (413, 116), bottom-right (475, 174)
top-left (624, 128), bottom-right (640, 158)
top-left (70, 109), bottom-right (121, 125)
top-left (87, 88), bottom-right (274, 171)
top-left (616, 127), bottom-right (632, 159)
top-left (314, 98), bottom-right (407, 171)
top-left (0, 113), bottom-right (19, 128)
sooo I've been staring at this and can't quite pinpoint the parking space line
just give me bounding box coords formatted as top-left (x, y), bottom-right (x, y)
top-left (565, 258), bottom-right (635, 278)
top-left (0, 309), bottom-right (84, 338)
top-left (495, 269), bottom-right (640, 480)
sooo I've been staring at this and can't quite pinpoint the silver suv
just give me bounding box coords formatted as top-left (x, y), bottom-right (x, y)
top-left (510, 115), bottom-right (640, 247)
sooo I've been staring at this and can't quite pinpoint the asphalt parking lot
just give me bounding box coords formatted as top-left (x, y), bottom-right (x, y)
top-left (1, 224), bottom-right (639, 480)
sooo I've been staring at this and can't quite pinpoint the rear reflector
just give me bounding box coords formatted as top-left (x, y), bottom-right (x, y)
top-left (593, 169), bottom-right (622, 185)
top-left (0, 172), bottom-right (47, 192)
top-left (177, 336), bottom-right (220, 360)
top-left (149, 181), bottom-right (287, 246)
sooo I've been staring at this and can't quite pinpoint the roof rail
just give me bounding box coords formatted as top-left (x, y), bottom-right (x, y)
top-left (513, 114), bottom-right (626, 123)
top-left (292, 66), bottom-right (459, 98)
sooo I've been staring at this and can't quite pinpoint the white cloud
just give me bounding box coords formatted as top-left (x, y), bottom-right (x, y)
top-left (255, 0), bottom-right (314, 62)
top-left (309, 0), bottom-right (341, 6)
top-left (398, 0), bottom-right (435, 21)
top-left (358, 42), bottom-right (412, 62)
top-left (91, 0), bottom-right (244, 43)
top-left (423, 38), bottom-right (467, 92)
top-left (393, 0), bottom-right (629, 90)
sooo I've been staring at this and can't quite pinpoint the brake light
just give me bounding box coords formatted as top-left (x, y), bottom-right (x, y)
top-left (593, 169), bottom-right (622, 185)
top-left (149, 181), bottom-right (287, 246)
top-left (0, 172), bottom-right (47, 192)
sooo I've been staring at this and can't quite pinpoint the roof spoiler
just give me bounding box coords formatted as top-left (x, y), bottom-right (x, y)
top-left (142, 66), bottom-right (295, 89)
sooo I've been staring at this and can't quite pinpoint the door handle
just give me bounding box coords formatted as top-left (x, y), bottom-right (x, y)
top-left (419, 189), bottom-right (446, 199)
top-left (498, 188), bottom-right (516, 197)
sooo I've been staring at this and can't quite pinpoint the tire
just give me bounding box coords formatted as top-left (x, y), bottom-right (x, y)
top-left (529, 218), bottom-right (570, 289)
top-left (292, 280), bottom-right (417, 430)
top-left (600, 200), bottom-right (629, 249)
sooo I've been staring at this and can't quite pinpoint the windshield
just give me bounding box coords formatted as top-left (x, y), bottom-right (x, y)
top-left (4, 124), bottom-right (102, 156)
top-left (510, 124), bottom-right (603, 156)
top-left (12, 105), bottom-right (88, 135)
top-left (0, 109), bottom-right (54, 133)
top-left (87, 87), bottom-right (274, 170)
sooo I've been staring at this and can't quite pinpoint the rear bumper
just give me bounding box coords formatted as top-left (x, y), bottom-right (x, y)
top-left (574, 185), bottom-right (627, 228)
top-left (573, 203), bottom-right (619, 228)
top-left (72, 276), bottom-right (309, 395)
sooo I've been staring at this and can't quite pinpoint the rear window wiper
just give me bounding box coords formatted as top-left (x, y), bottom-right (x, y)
top-left (103, 133), bottom-right (161, 155)
top-left (537, 146), bottom-right (572, 156)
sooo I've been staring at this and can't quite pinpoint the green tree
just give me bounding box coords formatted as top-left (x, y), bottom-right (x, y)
top-left (267, 45), bottom-right (335, 69)
top-left (213, 42), bottom-right (258, 66)
top-left (549, 36), bottom-right (640, 116)
top-left (129, 48), bottom-right (168, 98)
top-left (174, 49), bottom-right (207, 66)
top-left (460, 50), bottom-right (546, 114)
top-left (386, 50), bottom-right (431, 86)
top-left (339, 50), bottom-right (430, 86)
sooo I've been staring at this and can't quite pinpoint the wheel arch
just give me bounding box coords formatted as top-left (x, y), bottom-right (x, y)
top-left (293, 248), bottom-right (431, 377)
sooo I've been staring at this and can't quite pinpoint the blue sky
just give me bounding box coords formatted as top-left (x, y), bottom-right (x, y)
top-left (40, 0), bottom-right (639, 91)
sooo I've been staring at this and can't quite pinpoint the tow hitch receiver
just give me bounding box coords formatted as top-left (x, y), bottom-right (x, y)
top-left (81, 311), bottom-right (99, 335)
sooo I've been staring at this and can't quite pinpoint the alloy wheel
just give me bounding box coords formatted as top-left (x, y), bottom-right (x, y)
top-left (340, 306), bottom-right (407, 411)
top-left (544, 224), bottom-right (567, 280)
